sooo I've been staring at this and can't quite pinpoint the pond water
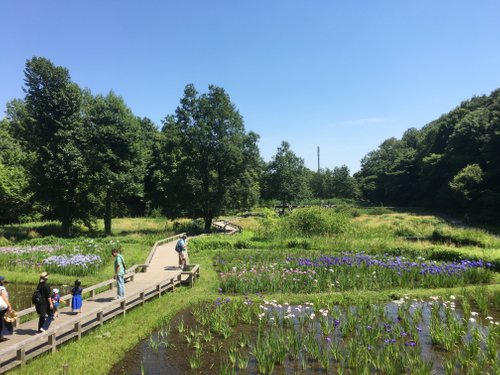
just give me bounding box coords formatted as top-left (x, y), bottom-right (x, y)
top-left (5, 283), bottom-right (73, 311)
top-left (109, 299), bottom-right (500, 375)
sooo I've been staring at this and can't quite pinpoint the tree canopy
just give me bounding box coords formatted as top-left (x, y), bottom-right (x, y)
top-left (356, 89), bottom-right (500, 222)
top-left (147, 84), bottom-right (262, 230)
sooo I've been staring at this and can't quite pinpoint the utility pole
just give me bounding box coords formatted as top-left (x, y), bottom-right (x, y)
top-left (317, 146), bottom-right (320, 173)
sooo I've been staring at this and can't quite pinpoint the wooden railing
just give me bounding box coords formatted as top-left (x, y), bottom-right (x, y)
top-left (0, 275), bottom-right (184, 373)
top-left (212, 221), bottom-right (242, 234)
top-left (14, 233), bottom-right (186, 327)
top-left (1, 233), bottom-right (199, 373)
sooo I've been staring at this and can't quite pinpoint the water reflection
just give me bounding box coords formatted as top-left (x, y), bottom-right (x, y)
top-left (6, 283), bottom-right (72, 311)
top-left (109, 299), bottom-right (500, 375)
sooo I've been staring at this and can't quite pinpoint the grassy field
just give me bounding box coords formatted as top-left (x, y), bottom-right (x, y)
top-left (5, 208), bottom-right (500, 374)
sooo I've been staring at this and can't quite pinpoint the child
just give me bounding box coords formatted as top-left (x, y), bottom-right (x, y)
top-left (71, 280), bottom-right (83, 313)
top-left (51, 288), bottom-right (61, 318)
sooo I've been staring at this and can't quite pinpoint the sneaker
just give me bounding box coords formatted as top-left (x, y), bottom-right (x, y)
top-left (38, 328), bottom-right (46, 333)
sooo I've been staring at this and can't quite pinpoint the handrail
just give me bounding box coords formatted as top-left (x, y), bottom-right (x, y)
top-left (212, 221), bottom-right (241, 234)
top-left (14, 233), bottom-right (187, 325)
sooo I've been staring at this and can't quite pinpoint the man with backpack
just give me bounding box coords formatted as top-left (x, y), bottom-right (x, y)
top-left (175, 234), bottom-right (188, 271)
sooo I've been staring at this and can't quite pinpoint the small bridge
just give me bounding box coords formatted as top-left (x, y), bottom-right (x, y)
top-left (0, 234), bottom-right (200, 373)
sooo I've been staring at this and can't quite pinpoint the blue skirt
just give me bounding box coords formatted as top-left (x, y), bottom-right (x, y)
top-left (71, 295), bottom-right (82, 310)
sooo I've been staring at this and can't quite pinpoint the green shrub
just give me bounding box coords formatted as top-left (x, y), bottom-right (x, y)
top-left (283, 207), bottom-right (350, 237)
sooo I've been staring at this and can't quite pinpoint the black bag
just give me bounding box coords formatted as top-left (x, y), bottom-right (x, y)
top-left (32, 288), bottom-right (42, 306)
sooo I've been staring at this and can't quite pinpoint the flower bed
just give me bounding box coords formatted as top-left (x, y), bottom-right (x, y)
top-left (217, 252), bottom-right (494, 294)
top-left (0, 238), bottom-right (118, 276)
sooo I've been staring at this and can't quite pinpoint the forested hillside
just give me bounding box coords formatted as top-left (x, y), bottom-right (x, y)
top-left (355, 89), bottom-right (500, 223)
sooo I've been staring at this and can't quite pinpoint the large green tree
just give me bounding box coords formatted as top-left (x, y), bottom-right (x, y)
top-left (262, 141), bottom-right (311, 206)
top-left (23, 57), bottom-right (92, 235)
top-left (85, 92), bottom-right (144, 234)
top-left (150, 84), bottom-right (261, 230)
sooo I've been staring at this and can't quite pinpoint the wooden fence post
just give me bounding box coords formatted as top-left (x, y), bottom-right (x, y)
top-left (140, 291), bottom-right (145, 306)
top-left (17, 347), bottom-right (25, 367)
top-left (48, 333), bottom-right (57, 353)
top-left (121, 300), bottom-right (126, 316)
top-left (63, 364), bottom-right (69, 375)
top-left (75, 321), bottom-right (82, 340)
top-left (97, 310), bottom-right (104, 327)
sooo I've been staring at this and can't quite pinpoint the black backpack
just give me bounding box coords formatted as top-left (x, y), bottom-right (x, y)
top-left (32, 288), bottom-right (42, 306)
top-left (175, 240), bottom-right (183, 253)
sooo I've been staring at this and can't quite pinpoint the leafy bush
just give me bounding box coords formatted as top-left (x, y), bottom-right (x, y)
top-left (283, 207), bottom-right (350, 237)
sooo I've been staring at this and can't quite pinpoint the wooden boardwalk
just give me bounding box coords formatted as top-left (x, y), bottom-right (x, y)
top-left (0, 234), bottom-right (200, 374)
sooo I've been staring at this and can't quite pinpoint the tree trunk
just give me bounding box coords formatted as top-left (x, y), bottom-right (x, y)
top-left (104, 190), bottom-right (112, 235)
top-left (61, 216), bottom-right (73, 237)
top-left (204, 215), bottom-right (212, 232)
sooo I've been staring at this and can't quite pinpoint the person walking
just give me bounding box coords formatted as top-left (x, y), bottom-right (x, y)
top-left (175, 234), bottom-right (189, 271)
top-left (36, 272), bottom-right (53, 333)
top-left (112, 248), bottom-right (126, 299)
top-left (0, 276), bottom-right (13, 342)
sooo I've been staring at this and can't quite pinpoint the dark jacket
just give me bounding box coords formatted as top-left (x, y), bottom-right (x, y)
top-left (36, 282), bottom-right (51, 315)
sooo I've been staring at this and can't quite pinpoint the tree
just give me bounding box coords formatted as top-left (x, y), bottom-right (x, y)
top-left (263, 141), bottom-right (311, 206)
top-left (152, 84), bottom-right (261, 231)
top-left (449, 164), bottom-right (484, 208)
top-left (23, 57), bottom-right (91, 236)
top-left (0, 119), bottom-right (32, 223)
top-left (330, 165), bottom-right (360, 199)
top-left (85, 92), bottom-right (144, 235)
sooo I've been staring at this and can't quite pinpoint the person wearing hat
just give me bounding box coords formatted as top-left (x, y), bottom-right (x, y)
top-left (36, 272), bottom-right (54, 333)
top-left (0, 276), bottom-right (13, 342)
top-left (175, 234), bottom-right (189, 271)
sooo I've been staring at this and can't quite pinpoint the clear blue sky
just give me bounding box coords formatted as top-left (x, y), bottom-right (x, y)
top-left (1, 1), bottom-right (499, 172)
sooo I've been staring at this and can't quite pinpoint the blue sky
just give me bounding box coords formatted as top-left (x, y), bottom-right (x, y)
top-left (1, 1), bottom-right (499, 172)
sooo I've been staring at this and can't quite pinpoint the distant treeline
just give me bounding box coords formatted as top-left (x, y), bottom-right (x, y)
top-left (355, 89), bottom-right (500, 223)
